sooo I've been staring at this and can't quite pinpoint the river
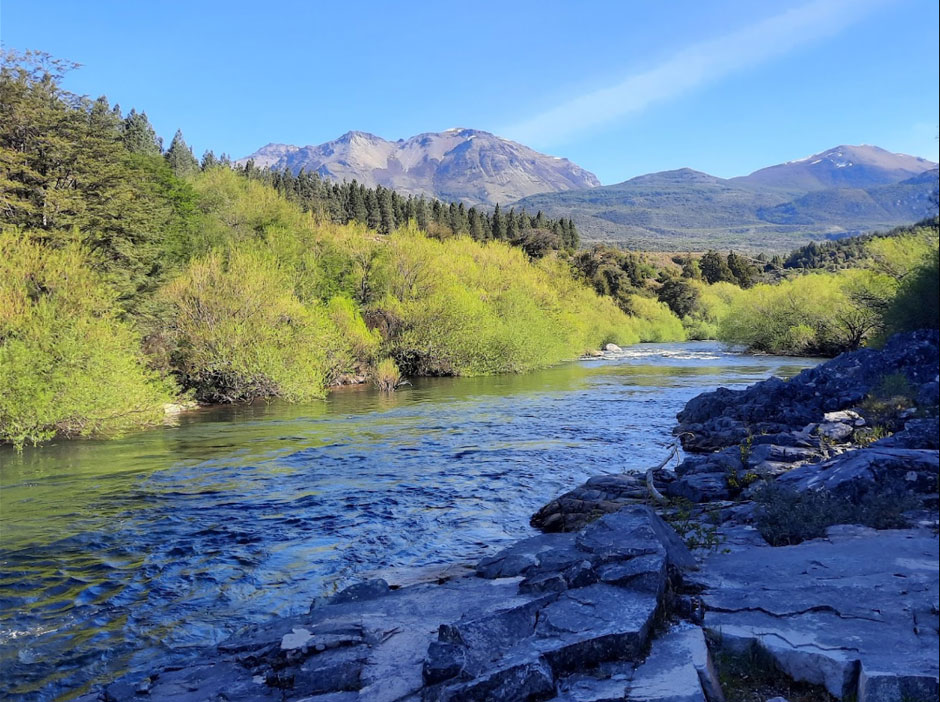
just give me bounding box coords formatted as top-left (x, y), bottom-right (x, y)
top-left (0, 342), bottom-right (819, 700)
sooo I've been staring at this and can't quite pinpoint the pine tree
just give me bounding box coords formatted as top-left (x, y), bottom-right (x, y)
top-left (492, 204), bottom-right (505, 239)
top-left (378, 187), bottom-right (396, 234)
top-left (122, 109), bottom-right (162, 155)
top-left (164, 129), bottom-right (199, 177)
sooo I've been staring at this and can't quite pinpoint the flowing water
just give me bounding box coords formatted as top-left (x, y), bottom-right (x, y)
top-left (0, 342), bottom-right (819, 700)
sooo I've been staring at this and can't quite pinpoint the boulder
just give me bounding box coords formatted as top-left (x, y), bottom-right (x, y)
top-left (531, 473), bottom-right (670, 533)
top-left (775, 447), bottom-right (940, 506)
top-left (627, 625), bottom-right (724, 702)
top-left (674, 330), bottom-right (940, 453)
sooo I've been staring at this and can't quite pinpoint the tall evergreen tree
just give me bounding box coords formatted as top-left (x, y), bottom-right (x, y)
top-left (122, 109), bottom-right (162, 155)
top-left (164, 129), bottom-right (199, 177)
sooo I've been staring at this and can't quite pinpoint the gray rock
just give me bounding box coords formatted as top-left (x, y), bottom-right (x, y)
top-left (476, 533), bottom-right (577, 578)
top-left (775, 447), bottom-right (939, 505)
top-left (605, 343), bottom-right (623, 352)
top-left (700, 528), bottom-right (939, 700)
top-left (674, 330), bottom-right (940, 453)
top-left (576, 506), bottom-right (696, 571)
top-left (553, 662), bottom-right (634, 701)
top-left (530, 473), bottom-right (665, 533)
top-left (627, 625), bottom-right (724, 702)
top-left (329, 578), bottom-right (391, 605)
top-left (667, 472), bottom-right (731, 503)
top-left (597, 554), bottom-right (668, 596)
top-left (816, 421), bottom-right (854, 442)
top-left (437, 657), bottom-right (555, 702)
top-left (872, 417), bottom-right (940, 450)
top-left (533, 584), bottom-right (660, 675)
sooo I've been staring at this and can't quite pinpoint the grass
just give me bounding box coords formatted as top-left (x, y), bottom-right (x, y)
top-left (710, 641), bottom-right (837, 702)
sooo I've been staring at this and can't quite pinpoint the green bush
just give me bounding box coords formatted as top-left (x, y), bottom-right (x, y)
top-left (885, 247), bottom-right (939, 334)
top-left (0, 232), bottom-right (174, 447)
top-left (161, 244), bottom-right (342, 402)
top-left (754, 483), bottom-right (915, 546)
top-left (717, 270), bottom-right (896, 355)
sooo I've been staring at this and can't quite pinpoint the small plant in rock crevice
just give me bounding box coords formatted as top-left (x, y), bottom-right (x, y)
top-left (662, 498), bottom-right (725, 552)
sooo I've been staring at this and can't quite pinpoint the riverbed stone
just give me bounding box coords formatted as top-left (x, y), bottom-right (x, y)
top-left (530, 473), bottom-right (665, 533)
top-left (626, 625), bottom-right (723, 702)
top-left (674, 330), bottom-right (940, 453)
top-left (476, 533), bottom-right (577, 578)
top-left (698, 526), bottom-right (940, 700)
top-left (575, 505), bottom-right (696, 572)
top-left (775, 447), bottom-right (940, 506)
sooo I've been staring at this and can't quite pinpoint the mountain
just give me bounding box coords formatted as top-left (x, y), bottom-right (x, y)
top-left (513, 146), bottom-right (938, 252)
top-left (731, 144), bottom-right (936, 192)
top-left (237, 129), bottom-right (600, 205)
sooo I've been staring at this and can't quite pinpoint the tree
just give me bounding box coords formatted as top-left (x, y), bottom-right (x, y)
top-left (164, 129), bottom-right (198, 176)
top-left (122, 109), bottom-right (162, 155)
top-left (727, 250), bottom-right (758, 288)
top-left (699, 251), bottom-right (736, 285)
top-left (658, 275), bottom-right (700, 318)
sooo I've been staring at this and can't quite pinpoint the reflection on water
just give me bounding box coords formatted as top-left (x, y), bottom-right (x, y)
top-left (0, 342), bottom-right (818, 700)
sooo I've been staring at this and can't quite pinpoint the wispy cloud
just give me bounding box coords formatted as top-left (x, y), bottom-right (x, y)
top-left (501, 0), bottom-right (887, 146)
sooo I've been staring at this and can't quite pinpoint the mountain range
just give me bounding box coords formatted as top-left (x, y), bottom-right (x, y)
top-left (237, 128), bottom-right (599, 205)
top-left (515, 145), bottom-right (937, 251)
top-left (239, 134), bottom-right (938, 251)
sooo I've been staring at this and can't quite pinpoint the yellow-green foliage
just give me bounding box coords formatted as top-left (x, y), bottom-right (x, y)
top-left (683, 281), bottom-right (744, 340)
top-left (327, 296), bottom-right (382, 372)
top-left (623, 294), bottom-right (687, 342)
top-left (381, 226), bottom-right (684, 375)
top-left (0, 232), bottom-right (173, 447)
top-left (717, 269), bottom-right (896, 355)
top-left (373, 357), bottom-right (402, 391)
top-left (160, 243), bottom-right (342, 403)
top-left (864, 228), bottom-right (937, 281)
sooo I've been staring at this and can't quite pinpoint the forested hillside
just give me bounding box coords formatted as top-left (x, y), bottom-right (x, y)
top-left (0, 51), bottom-right (684, 448)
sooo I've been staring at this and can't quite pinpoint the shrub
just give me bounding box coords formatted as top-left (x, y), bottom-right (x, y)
top-left (717, 270), bottom-right (896, 355)
top-left (0, 232), bottom-right (174, 447)
top-left (753, 483), bottom-right (915, 546)
top-left (885, 247), bottom-right (939, 334)
top-left (373, 358), bottom-right (402, 391)
top-left (160, 244), bottom-right (341, 402)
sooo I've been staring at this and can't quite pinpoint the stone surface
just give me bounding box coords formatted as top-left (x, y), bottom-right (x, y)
top-left (775, 447), bottom-right (939, 506)
top-left (674, 330), bottom-right (939, 452)
top-left (699, 527), bottom-right (940, 700)
top-left (94, 504), bottom-right (693, 702)
top-left (627, 625), bottom-right (724, 702)
top-left (531, 473), bottom-right (672, 533)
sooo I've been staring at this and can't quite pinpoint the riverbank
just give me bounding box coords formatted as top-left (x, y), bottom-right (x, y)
top-left (67, 331), bottom-right (938, 701)
top-left (4, 343), bottom-right (822, 700)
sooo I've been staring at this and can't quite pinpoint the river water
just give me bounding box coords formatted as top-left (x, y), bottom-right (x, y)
top-left (0, 342), bottom-right (818, 700)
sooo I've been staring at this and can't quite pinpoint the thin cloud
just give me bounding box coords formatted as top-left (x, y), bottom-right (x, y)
top-left (501, 0), bottom-right (888, 147)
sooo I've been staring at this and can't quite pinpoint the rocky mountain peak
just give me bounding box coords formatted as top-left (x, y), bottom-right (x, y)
top-left (237, 129), bottom-right (600, 205)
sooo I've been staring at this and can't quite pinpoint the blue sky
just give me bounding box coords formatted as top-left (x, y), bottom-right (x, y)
top-left (2, 0), bottom-right (937, 184)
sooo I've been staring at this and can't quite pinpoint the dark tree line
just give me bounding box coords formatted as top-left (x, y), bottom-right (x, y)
top-left (232, 160), bottom-right (580, 257)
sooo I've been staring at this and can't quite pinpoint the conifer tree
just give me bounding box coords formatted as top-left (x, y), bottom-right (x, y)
top-left (164, 129), bottom-right (199, 177)
top-left (122, 109), bottom-right (162, 155)
top-left (492, 204), bottom-right (505, 239)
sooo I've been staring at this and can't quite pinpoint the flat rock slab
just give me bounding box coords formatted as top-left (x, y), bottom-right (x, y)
top-left (698, 526), bottom-right (939, 701)
top-left (91, 505), bottom-right (694, 702)
top-left (627, 625), bottom-right (723, 702)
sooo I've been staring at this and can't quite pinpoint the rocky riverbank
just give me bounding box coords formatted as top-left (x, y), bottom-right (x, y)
top-left (78, 331), bottom-right (939, 702)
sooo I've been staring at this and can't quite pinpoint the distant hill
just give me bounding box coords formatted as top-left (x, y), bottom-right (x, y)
top-left (731, 145), bottom-right (935, 192)
top-left (237, 129), bottom-right (600, 206)
top-left (513, 146), bottom-right (938, 252)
